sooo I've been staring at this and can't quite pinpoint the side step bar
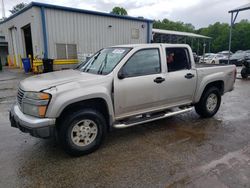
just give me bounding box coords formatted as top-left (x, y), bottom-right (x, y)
top-left (113, 107), bottom-right (193, 129)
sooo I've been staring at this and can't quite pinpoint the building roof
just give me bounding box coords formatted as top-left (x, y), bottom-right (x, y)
top-left (152, 28), bottom-right (211, 39)
top-left (0, 2), bottom-right (153, 24)
top-left (229, 3), bottom-right (250, 13)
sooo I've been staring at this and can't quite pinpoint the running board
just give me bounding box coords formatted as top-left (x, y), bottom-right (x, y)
top-left (113, 107), bottom-right (193, 129)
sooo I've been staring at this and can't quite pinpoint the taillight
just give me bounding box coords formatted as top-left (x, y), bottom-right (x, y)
top-left (234, 66), bottom-right (237, 82)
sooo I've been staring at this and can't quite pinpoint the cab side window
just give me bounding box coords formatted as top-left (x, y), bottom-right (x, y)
top-left (121, 49), bottom-right (161, 77)
top-left (166, 48), bottom-right (191, 72)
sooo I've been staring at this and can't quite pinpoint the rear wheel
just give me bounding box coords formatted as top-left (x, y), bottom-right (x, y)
top-left (195, 87), bottom-right (221, 118)
top-left (241, 68), bottom-right (248, 79)
top-left (59, 109), bottom-right (107, 156)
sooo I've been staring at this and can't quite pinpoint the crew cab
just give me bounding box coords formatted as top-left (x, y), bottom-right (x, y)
top-left (10, 44), bottom-right (236, 156)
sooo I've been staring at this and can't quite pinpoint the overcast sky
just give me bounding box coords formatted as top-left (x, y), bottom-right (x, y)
top-left (2, 0), bottom-right (250, 28)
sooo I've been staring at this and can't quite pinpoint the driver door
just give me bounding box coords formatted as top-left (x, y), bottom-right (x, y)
top-left (113, 48), bottom-right (165, 119)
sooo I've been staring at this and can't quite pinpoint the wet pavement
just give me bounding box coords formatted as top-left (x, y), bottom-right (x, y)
top-left (0, 67), bottom-right (250, 188)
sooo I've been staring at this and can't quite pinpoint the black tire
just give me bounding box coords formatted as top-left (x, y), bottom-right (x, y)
top-left (211, 60), bottom-right (215, 64)
top-left (241, 68), bottom-right (248, 79)
top-left (195, 87), bottom-right (221, 118)
top-left (58, 109), bottom-right (107, 156)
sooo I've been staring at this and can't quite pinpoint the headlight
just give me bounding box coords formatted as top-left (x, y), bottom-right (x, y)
top-left (22, 92), bottom-right (51, 118)
top-left (24, 92), bottom-right (50, 100)
top-left (23, 103), bottom-right (47, 117)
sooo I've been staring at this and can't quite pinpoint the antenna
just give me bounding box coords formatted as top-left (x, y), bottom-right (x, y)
top-left (1, 0), bottom-right (5, 19)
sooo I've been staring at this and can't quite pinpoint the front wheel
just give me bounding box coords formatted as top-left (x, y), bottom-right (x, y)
top-left (195, 87), bottom-right (221, 118)
top-left (241, 68), bottom-right (248, 79)
top-left (59, 109), bottom-right (107, 156)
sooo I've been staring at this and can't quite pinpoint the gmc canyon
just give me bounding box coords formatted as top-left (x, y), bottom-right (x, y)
top-left (10, 44), bottom-right (236, 156)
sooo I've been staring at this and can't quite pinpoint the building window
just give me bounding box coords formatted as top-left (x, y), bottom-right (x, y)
top-left (56, 43), bottom-right (67, 59)
top-left (56, 43), bottom-right (77, 59)
top-left (131, 28), bottom-right (139, 39)
top-left (67, 44), bottom-right (77, 59)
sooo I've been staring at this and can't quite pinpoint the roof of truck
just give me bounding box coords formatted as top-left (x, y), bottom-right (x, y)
top-left (112, 43), bottom-right (191, 48)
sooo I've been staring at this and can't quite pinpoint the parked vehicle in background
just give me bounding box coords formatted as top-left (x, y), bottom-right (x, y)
top-left (241, 58), bottom-right (250, 79)
top-left (200, 53), bottom-right (224, 64)
top-left (199, 53), bottom-right (215, 63)
top-left (218, 51), bottom-right (233, 58)
top-left (245, 50), bottom-right (250, 58)
top-left (219, 51), bottom-right (246, 66)
top-left (235, 50), bottom-right (244, 54)
top-left (9, 44), bottom-right (236, 156)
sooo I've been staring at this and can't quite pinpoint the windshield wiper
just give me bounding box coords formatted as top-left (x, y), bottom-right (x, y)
top-left (97, 53), bottom-right (108, 75)
top-left (82, 52), bottom-right (101, 72)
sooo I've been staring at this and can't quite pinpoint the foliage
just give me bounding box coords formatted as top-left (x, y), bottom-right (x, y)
top-left (230, 20), bottom-right (250, 52)
top-left (153, 19), bottom-right (195, 33)
top-left (9, 3), bottom-right (27, 14)
top-left (197, 22), bottom-right (229, 53)
top-left (154, 18), bottom-right (250, 53)
top-left (110, 7), bottom-right (128, 16)
top-left (197, 20), bottom-right (250, 52)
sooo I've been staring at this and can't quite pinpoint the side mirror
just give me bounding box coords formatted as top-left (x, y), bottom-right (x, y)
top-left (118, 71), bottom-right (125, 79)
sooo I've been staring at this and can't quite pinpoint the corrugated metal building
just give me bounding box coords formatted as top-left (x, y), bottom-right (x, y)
top-left (0, 2), bottom-right (153, 67)
top-left (0, 36), bottom-right (8, 66)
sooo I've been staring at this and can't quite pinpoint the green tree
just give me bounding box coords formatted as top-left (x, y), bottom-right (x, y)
top-left (153, 18), bottom-right (195, 32)
top-left (110, 7), bottom-right (128, 16)
top-left (9, 3), bottom-right (27, 14)
top-left (231, 20), bottom-right (250, 52)
top-left (197, 22), bottom-right (229, 53)
top-left (197, 20), bottom-right (250, 53)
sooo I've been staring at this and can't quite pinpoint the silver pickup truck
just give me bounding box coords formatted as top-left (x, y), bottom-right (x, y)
top-left (10, 44), bottom-right (236, 156)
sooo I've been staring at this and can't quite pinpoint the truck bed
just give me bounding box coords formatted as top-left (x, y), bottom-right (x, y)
top-left (195, 63), bottom-right (230, 68)
top-left (194, 63), bottom-right (236, 103)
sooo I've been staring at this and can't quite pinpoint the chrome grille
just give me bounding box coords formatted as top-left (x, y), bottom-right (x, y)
top-left (17, 88), bottom-right (25, 107)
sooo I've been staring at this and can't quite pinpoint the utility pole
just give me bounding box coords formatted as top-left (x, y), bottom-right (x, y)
top-left (1, 0), bottom-right (5, 19)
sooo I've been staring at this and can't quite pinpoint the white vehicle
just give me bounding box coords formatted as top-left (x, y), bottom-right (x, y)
top-left (218, 51), bottom-right (233, 58)
top-left (199, 53), bottom-right (223, 64)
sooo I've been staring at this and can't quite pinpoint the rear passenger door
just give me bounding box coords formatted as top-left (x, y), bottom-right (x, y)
top-left (114, 48), bottom-right (165, 119)
top-left (161, 47), bottom-right (197, 105)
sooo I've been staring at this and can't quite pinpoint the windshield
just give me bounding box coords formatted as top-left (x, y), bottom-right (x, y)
top-left (207, 55), bottom-right (216, 59)
top-left (204, 53), bottom-right (214, 57)
top-left (77, 47), bottom-right (131, 75)
top-left (231, 53), bottom-right (245, 59)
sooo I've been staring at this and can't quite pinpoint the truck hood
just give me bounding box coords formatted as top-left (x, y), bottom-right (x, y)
top-left (20, 69), bottom-right (104, 91)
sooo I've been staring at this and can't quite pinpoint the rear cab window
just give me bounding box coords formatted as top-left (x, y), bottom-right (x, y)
top-left (166, 47), bottom-right (191, 72)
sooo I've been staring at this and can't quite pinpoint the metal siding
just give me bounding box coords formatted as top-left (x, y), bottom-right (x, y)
top-left (148, 22), bottom-right (153, 43)
top-left (45, 8), bottom-right (148, 59)
top-left (40, 7), bottom-right (48, 58)
top-left (0, 7), bottom-right (43, 60)
top-left (0, 6), bottom-right (151, 61)
top-left (33, 7), bottom-right (44, 59)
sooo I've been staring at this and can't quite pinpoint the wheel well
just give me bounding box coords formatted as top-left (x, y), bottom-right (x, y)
top-left (203, 81), bottom-right (224, 95)
top-left (56, 98), bottom-right (110, 131)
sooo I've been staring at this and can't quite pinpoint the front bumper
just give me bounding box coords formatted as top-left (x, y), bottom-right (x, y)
top-left (9, 104), bottom-right (56, 138)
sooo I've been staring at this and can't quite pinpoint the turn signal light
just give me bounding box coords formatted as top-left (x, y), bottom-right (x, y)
top-left (38, 106), bottom-right (47, 117)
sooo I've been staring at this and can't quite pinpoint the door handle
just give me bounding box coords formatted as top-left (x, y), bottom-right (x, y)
top-left (154, 77), bottom-right (165, 83)
top-left (185, 73), bottom-right (195, 79)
